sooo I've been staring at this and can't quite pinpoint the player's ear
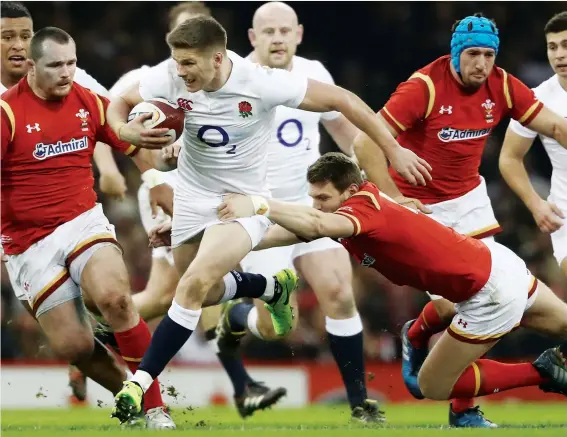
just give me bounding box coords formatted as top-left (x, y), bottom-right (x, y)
top-left (213, 51), bottom-right (223, 68)
top-left (348, 183), bottom-right (359, 196)
top-left (296, 24), bottom-right (304, 45)
top-left (248, 28), bottom-right (256, 47)
top-left (26, 59), bottom-right (35, 74)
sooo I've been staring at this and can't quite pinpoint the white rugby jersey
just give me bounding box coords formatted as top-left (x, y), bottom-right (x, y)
top-left (509, 74), bottom-right (567, 208)
top-left (0, 67), bottom-right (108, 96)
top-left (263, 56), bottom-right (340, 202)
top-left (139, 50), bottom-right (308, 197)
top-left (109, 65), bottom-right (151, 97)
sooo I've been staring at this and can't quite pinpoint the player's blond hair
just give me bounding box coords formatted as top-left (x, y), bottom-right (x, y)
top-left (167, 15), bottom-right (226, 52)
top-left (168, 2), bottom-right (212, 30)
top-left (307, 153), bottom-right (363, 192)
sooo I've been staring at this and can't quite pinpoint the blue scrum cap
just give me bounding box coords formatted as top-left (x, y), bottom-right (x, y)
top-left (450, 15), bottom-right (499, 73)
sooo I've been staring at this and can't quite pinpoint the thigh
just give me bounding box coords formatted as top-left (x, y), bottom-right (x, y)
top-left (294, 246), bottom-right (352, 297)
top-left (172, 239), bottom-right (201, 276)
top-left (241, 245), bottom-right (294, 277)
top-left (550, 221), bottom-right (567, 272)
top-left (79, 245), bottom-right (131, 299)
top-left (188, 222), bottom-right (254, 278)
top-left (418, 330), bottom-right (496, 400)
top-left (521, 280), bottom-right (567, 337)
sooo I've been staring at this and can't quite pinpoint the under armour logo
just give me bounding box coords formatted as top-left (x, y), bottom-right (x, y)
top-left (457, 318), bottom-right (468, 328)
top-left (439, 106), bottom-right (453, 115)
top-left (26, 123), bottom-right (41, 133)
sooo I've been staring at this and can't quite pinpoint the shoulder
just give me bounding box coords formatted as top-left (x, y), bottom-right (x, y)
top-left (293, 56), bottom-right (333, 81)
top-left (74, 67), bottom-right (108, 97)
top-left (110, 66), bottom-right (151, 97)
top-left (532, 74), bottom-right (560, 99)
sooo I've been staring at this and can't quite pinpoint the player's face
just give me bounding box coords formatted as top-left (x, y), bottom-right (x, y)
top-left (459, 47), bottom-right (496, 88)
top-left (249, 13), bottom-right (303, 69)
top-left (546, 30), bottom-right (567, 77)
top-left (1, 17), bottom-right (33, 80)
top-left (172, 47), bottom-right (221, 92)
top-left (309, 181), bottom-right (356, 213)
top-left (30, 40), bottom-right (77, 99)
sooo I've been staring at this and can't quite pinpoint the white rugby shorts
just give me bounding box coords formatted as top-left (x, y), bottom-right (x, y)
top-left (4, 204), bottom-right (120, 317)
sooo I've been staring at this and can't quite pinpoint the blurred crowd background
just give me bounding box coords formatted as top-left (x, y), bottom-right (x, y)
top-left (1, 2), bottom-right (566, 365)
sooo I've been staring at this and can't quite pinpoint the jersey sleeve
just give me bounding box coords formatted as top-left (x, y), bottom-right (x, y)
top-left (508, 117), bottom-right (538, 139)
top-left (256, 66), bottom-right (308, 111)
top-left (379, 76), bottom-right (430, 134)
top-left (139, 60), bottom-right (177, 102)
top-left (334, 190), bottom-right (381, 236)
top-left (92, 93), bottom-right (139, 156)
top-left (1, 100), bottom-right (15, 158)
top-left (313, 61), bottom-right (341, 122)
top-left (75, 67), bottom-right (109, 97)
top-left (506, 72), bottom-right (544, 125)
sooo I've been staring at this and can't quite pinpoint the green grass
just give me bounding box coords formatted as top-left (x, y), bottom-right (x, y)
top-left (2, 403), bottom-right (566, 437)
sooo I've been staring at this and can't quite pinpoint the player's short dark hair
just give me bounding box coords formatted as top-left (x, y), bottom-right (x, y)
top-left (166, 15), bottom-right (226, 52)
top-left (168, 2), bottom-right (211, 30)
top-left (30, 27), bottom-right (73, 61)
top-left (544, 11), bottom-right (567, 34)
top-left (451, 12), bottom-right (497, 33)
top-left (0, 1), bottom-right (31, 19)
top-left (307, 153), bottom-right (363, 192)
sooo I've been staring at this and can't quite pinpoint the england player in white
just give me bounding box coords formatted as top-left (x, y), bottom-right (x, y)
top-left (500, 12), bottom-right (567, 276)
top-left (215, 2), bottom-right (382, 422)
top-left (106, 15), bottom-right (431, 423)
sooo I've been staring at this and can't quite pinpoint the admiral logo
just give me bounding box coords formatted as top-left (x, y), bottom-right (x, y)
top-left (437, 127), bottom-right (491, 143)
top-left (361, 253), bottom-right (376, 267)
top-left (33, 136), bottom-right (89, 160)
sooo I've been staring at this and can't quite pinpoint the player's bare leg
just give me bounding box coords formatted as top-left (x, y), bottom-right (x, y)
top-left (80, 245), bottom-right (173, 429)
top-left (560, 257), bottom-right (567, 277)
top-left (36, 297), bottom-right (126, 394)
top-left (295, 248), bottom-right (384, 423)
top-left (520, 281), bottom-right (567, 339)
top-left (132, 258), bottom-right (179, 321)
top-left (116, 223), bottom-right (297, 423)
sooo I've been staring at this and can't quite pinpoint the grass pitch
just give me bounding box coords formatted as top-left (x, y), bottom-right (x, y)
top-left (2, 403), bottom-right (566, 437)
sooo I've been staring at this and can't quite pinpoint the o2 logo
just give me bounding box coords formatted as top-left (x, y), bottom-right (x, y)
top-left (277, 119), bottom-right (305, 148)
top-left (197, 125), bottom-right (236, 154)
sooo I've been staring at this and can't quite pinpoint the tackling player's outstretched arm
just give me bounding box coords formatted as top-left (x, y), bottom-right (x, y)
top-left (254, 224), bottom-right (303, 251)
top-left (298, 79), bottom-right (432, 186)
top-left (218, 194), bottom-right (355, 241)
top-left (499, 126), bottom-right (565, 233)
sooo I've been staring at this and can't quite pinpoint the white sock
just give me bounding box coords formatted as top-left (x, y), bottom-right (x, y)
top-left (167, 300), bottom-right (202, 330)
top-left (247, 306), bottom-right (264, 339)
top-left (125, 369), bottom-right (134, 380)
top-left (208, 338), bottom-right (220, 354)
top-left (259, 275), bottom-right (275, 302)
top-left (131, 369), bottom-right (154, 393)
top-left (219, 272), bottom-right (237, 303)
top-left (325, 313), bottom-right (363, 337)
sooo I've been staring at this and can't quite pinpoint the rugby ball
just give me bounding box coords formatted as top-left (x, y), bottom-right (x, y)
top-left (128, 98), bottom-right (184, 144)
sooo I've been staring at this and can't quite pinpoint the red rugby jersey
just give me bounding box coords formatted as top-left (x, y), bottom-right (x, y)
top-left (335, 182), bottom-right (492, 302)
top-left (1, 77), bottom-right (138, 254)
top-left (380, 55), bottom-right (543, 204)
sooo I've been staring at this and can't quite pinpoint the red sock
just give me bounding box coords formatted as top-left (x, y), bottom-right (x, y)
top-left (114, 318), bottom-right (164, 412)
top-left (451, 397), bottom-right (474, 413)
top-left (408, 301), bottom-right (449, 348)
top-left (450, 359), bottom-right (548, 399)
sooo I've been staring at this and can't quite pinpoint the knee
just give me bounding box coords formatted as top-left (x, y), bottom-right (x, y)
top-left (317, 280), bottom-right (356, 319)
top-left (178, 269), bottom-right (218, 305)
top-left (417, 369), bottom-right (450, 401)
top-left (94, 269), bottom-right (133, 315)
top-left (52, 334), bottom-right (94, 364)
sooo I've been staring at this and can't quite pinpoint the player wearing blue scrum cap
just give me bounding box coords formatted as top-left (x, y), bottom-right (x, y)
top-left (354, 12), bottom-right (567, 428)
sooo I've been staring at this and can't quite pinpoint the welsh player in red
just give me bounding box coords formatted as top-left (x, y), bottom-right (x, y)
top-left (354, 13), bottom-right (567, 427)
top-left (211, 152), bottom-right (567, 406)
top-left (0, 27), bottom-right (175, 429)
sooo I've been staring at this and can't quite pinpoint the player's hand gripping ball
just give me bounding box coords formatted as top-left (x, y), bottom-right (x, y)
top-left (128, 98), bottom-right (184, 144)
